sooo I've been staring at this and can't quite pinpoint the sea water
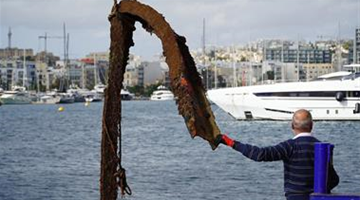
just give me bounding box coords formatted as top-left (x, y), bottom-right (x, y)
top-left (0, 101), bottom-right (359, 200)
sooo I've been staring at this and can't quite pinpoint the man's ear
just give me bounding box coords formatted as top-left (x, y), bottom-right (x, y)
top-left (291, 123), bottom-right (294, 130)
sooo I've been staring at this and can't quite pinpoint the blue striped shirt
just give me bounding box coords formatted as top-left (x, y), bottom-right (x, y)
top-left (232, 135), bottom-right (339, 199)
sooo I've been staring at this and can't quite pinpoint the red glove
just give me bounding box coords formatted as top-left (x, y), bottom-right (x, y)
top-left (215, 134), bottom-right (235, 147)
top-left (222, 134), bottom-right (235, 147)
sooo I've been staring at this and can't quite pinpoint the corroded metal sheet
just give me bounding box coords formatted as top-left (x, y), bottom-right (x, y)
top-left (117, 0), bottom-right (221, 149)
top-left (101, 1), bottom-right (221, 199)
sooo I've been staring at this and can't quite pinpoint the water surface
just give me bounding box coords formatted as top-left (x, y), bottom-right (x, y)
top-left (0, 101), bottom-right (359, 199)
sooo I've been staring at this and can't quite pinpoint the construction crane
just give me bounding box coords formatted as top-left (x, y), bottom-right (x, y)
top-left (38, 32), bottom-right (64, 53)
top-left (38, 23), bottom-right (69, 64)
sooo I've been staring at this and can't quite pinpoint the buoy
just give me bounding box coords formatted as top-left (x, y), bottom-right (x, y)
top-left (85, 102), bottom-right (90, 107)
top-left (58, 106), bottom-right (64, 112)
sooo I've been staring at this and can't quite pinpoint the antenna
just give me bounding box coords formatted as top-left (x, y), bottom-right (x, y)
top-left (358, 0), bottom-right (360, 28)
top-left (63, 23), bottom-right (67, 67)
top-left (8, 27), bottom-right (12, 49)
top-left (202, 18), bottom-right (206, 55)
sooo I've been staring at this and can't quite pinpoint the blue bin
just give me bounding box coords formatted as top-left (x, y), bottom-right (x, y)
top-left (311, 143), bottom-right (360, 200)
top-left (314, 143), bottom-right (332, 194)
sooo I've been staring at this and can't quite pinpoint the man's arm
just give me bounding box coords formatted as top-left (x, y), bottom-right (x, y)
top-left (233, 140), bottom-right (294, 162)
top-left (217, 134), bottom-right (294, 162)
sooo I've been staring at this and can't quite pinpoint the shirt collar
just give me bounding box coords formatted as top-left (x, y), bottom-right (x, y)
top-left (293, 132), bottom-right (313, 139)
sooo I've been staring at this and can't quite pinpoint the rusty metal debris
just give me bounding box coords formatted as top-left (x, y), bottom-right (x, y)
top-left (101, 1), bottom-right (221, 199)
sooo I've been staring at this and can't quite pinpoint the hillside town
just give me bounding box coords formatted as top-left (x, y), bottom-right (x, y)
top-left (0, 28), bottom-right (359, 100)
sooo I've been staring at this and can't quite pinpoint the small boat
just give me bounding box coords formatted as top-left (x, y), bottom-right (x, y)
top-left (57, 93), bottom-right (75, 104)
top-left (38, 93), bottom-right (61, 104)
top-left (121, 89), bottom-right (134, 101)
top-left (94, 84), bottom-right (106, 94)
top-left (150, 86), bottom-right (174, 101)
top-left (0, 86), bottom-right (32, 105)
top-left (85, 92), bottom-right (103, 102)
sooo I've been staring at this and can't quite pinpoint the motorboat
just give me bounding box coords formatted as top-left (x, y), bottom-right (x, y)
top-left (94, 83), bottom-right (106, 94)
top-left (37, 92), bottom-right (61, 104)
top-left (57, 93), bottom-right (75, 104)
top-left (150, 86), bottom-right (174, 101)
top-left (207, 72), bottom-right (360, 120)
top-left (121, 89), bottom-right (134, 101)
top-left (91, 84), bottom-right (132, 101)
top-left (0, 86), bottom-right (32, 105)
top-left (85, 92), bottom-right (103, 102)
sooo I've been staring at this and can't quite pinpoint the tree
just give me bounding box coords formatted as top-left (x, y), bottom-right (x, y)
top-left (127, 85), bottom-right (144, 96)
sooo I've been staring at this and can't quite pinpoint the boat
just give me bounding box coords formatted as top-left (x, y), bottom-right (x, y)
top-left (57, 93), bottom-right (75, 104)
top-left (85, 92), bottom-right (103, 102)
top-left (0, 86), bottom-right (32, 105)
top-left (36, 92), bottom-right (61, 104)
top-left (150, 86), bottom-right (174, 101)
top-left (121, 89), bottom-right (134, 101)
top-left (94, 83), bottom-right (106, 94)
top-left (91, 84), bottom-right (132, 101)
top-left (207, 72), bottom-right (360, 120)
top-left (67, 88), bottom-right (87, 102)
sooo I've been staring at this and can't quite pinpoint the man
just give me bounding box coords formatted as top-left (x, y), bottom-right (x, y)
top-left (216, 109), bottom-right (339, 200)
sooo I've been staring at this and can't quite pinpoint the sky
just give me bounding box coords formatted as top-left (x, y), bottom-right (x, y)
top-left (0, 0), bottom-right (359, 60)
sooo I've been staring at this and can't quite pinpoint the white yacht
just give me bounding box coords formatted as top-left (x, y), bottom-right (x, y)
top-left (207, 72), bottom-right (360, 120)
top-left (37, 92), bottom-right (61, 104)
top-left (121, 89), bottom-right (134, 101)
top-left (150, 86), bottom-right (174, 101)
top-left (0, 86), bottom-right (32, 105)
top-left (57, 93), bottom-right (75, 104)
top-left (94, 84), bottom-right (106, 94)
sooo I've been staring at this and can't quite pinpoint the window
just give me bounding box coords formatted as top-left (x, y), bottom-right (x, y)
top-left (254, 91), bottom-right (342, 98)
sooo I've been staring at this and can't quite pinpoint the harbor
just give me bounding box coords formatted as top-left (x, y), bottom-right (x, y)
top-left (0, 101), bottom-right (359, 199)
top-left (1, 0), bottom-right (360, 199)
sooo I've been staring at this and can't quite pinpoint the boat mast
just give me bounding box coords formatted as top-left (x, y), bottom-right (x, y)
top-left (94, 54), bottom-right (97, 86)
top-left (337, 22), bottom-right (342, 71)
top-left (23, 49), bottom-right (27, 88)
top-left (355, 0), bottom-right (359, 64)
top-left (202, 18), bottom-right (209, 90)
top-left (297, 35), bottom-right (300, 81)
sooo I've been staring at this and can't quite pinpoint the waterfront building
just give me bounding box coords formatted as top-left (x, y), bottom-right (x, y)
top-left (0, 48), bottom-right (34, 60)
top-left (139, 61), bottom-right (169, 87)
top-left (302, 63), bottom-right (334, 81)
top-left (262, 61), bottom-right (306, 83)
top-left (0, 60), bottom-right (37, 90)
top-left (86, 51), bottom-right (110, 62)
top-left (265, 47), bottom-right (332, 64)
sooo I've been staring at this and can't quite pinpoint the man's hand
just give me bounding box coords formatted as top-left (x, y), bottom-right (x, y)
top-left (215, 134), bottom-right (235, 148)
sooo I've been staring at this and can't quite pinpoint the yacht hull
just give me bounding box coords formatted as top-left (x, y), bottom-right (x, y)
top-left (0, 94), bottom-right (32, 105)
top-left (208, 78), bottom-right (360, 121)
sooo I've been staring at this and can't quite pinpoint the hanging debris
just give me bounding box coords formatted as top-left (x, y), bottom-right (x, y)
top-left (101, 0), bottom-right (221, 199)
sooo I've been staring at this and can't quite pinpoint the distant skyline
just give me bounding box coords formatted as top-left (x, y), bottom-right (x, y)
top-left (1, 0), bottom-right (359, 60)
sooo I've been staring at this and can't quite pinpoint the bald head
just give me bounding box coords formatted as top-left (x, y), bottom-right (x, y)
top-left (292, 109), bottom-right (313, 133)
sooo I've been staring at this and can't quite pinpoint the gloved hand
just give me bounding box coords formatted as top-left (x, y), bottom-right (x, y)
top-left (215, 134), bottom-right (235, 148)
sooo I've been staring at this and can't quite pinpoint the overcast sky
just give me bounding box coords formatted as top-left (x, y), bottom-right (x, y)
top-left (0, 0), bottom-right (359, 60)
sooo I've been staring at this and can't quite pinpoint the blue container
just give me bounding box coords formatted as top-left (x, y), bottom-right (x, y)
top-left (314, 143), bottom-right (331, 194)
top-left (311, 143), bottom-right (360, 200)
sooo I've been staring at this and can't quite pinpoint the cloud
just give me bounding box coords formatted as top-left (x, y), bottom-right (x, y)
top-left (1, 0), bottom-right (358, 59)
